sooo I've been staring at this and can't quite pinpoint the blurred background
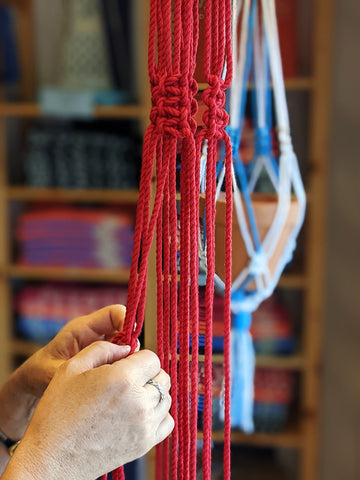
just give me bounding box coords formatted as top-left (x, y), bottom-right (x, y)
top-left (0, 0), bottom-right (359, 479)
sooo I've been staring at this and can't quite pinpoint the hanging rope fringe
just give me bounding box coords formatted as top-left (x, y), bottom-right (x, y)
top-left (196, 1), bottom-right (233, 478)
top-left (100, 0), bottom-right (305, 478)
top-left (108, 0), bottom-right (233, 479)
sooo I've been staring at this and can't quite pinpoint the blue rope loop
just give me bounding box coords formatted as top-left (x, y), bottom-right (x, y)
top-left (226, 125), bottom-right (241, 159)
top-left (254, 126), bottom-right (272, 157)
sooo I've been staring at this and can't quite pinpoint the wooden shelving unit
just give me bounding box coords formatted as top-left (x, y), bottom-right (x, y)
top-left (7, 265), bottom-right (131, 283)
top-left (0, 1), bottom-right (332, 480)
top-left (0, 102), bottom-right (144, 118)
top-left (198, 76), bottom-right (316, 92)
top-left (6, 186), bottom-right (139, 203)
top-left (0, 0), bottom-right (150, 383)
top-left (200, 424), bottom-right (304, 449)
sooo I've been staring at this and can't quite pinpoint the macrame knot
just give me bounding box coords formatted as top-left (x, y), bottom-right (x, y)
top-left (150, 73), bottom-right (198, 138)
top-left (255, 127), bottom-right (272, 156)
top-left (248, 250), bottom-right (269, 276)
top-left (202, 75), bottom-right (229, 139)
top-left (277, 128), bottom-right (293, 155)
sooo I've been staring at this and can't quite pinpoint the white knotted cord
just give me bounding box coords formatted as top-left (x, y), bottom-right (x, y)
top-left (211, 0), bottom-right (306, 314)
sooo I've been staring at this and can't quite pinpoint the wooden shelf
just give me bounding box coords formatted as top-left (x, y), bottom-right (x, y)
top-left (0, 78), bottom-right (313, 118)
top-left (0, 102), bottom-right (143, 119)
top-left (278, 273), bottom-right (307, 289)
top-left (198, 77), bottom-right (315, 92)
top-left (171, 273), bottom-right (306, 289)
top-left (7, 265), bottom-right (130, 283)
top-left (11, 339), bottom-right (43, 357)
top-left (7, 187), bottom-right (139, 204)
top-left (198, 423), bottom-right (303, 449)
top-left (202, 353), bottom-right (304, 370)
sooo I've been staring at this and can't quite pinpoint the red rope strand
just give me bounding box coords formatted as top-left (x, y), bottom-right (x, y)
top-left (110, 2), bottom-right (233, 479)
top-left (196, 1), bottom-right (233, 478)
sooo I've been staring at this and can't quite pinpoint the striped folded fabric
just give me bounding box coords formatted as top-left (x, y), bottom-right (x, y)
top-left (16, 283), bottom-right (128, 344)
top-left (16, 208), bottom-right (134, 269)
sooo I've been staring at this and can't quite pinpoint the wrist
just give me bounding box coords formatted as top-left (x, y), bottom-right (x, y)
top-left (0, 369), bottom-right (37, 441)
top-left (0, 430), bottom-right (21, 456)
top-left (2, 433), bottom-right (75, 480)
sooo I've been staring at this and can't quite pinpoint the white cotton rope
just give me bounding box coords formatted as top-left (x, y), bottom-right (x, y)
top-left (209, 0), bottom-right (306, 314)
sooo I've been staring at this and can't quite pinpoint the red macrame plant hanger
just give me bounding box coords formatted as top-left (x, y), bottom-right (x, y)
top-left (108, 1), bottom-right (233, 479)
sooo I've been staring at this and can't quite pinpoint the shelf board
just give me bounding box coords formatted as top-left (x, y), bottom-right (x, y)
top-left (0, 102), bottom-right (143, 119)
top-left (198, 77), bottom-right (315, 92)
top-left (278, 273), bottom-right (307, 289)
top-left (11, 339), bottom-right (43, 357)
top-left (7, 265), bottom-right (130, 283)
top-left (7, 187), bottom-right (139, 204)
top-left (0, 78), bottom-right (313, 118)
top-left (198, 423), bottom-right (303, 449)
top-left (201, 353), bottom-right (304, 370)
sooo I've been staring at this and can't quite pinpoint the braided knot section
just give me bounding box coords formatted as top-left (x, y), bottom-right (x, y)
top-left (150, 73), bottom-right (198, 138)
top-left (202, 75), bottom-right (229, 139)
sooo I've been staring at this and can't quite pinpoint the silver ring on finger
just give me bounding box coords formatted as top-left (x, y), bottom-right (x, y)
top-left (146, 378), bottom-right (166, 403)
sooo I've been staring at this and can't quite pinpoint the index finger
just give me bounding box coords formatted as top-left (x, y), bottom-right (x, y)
top-left (65, 305), bottom-right (127, 348)
top-left (113, 349), bottom-right (161, 386)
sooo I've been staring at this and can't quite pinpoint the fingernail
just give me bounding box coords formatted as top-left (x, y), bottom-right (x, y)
top-left (115, 343), bottom-right (131, 353)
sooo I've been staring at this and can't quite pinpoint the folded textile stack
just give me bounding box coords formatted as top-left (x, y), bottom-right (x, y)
top-left (197, 291), bottom-right (295, 355)
top-left (25, 129), bottom-right (140, 189)
top-left (198, 288), bottom-right (225, 352)
top-left (16, 208), bottom-right (134, 269)
top-left (16, 283), bottom-right (128, 343)
top-left (196, 363), bottom-right (295, 433)
top-left (253, 368), bottom-right (295, 432)
top-left (250, 297), bottom-right (295, 355)
top-left (197, 361), bottom-right (224, 431)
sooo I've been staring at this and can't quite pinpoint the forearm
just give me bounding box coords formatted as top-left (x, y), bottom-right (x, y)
top-left (0, 369), bottom-right (37, 474)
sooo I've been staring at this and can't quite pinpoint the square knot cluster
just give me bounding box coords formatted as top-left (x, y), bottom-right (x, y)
top-left (202, 75), bottom-right (229, 139)
top-left (150, 74), bottom-right (198, 138)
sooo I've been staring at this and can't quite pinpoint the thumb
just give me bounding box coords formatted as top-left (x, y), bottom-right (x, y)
top-left (65, 341), bottom-right (131, 375)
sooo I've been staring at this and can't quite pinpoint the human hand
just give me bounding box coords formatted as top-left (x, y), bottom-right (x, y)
top-left (0, 305), bottom-right (132, 457)
top-left (16, 304), bottom-right (130, 399)
top-left (6, 344), bottom-right (173, 480)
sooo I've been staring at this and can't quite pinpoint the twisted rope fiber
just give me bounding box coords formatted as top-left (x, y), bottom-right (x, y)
top-left (196, 0), bottom-right (233, 479)
top-left (161, 174), bottom-right (171, 480)
top-left (155, 140), bottom-right (165, 480)
top-left (177, 2), bottom-right (199, 478)
top-left (169, 143), bottom-right (179, 480)
top-left (110, 0), bottom-right (200, 479)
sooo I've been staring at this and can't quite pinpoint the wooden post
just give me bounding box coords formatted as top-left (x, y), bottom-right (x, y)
top-left (300, 0), bottom-right (334, 479)
top-left (0, 117), bottom-right (11, 385)
top-left (14, 0), bottom-right (36, 101)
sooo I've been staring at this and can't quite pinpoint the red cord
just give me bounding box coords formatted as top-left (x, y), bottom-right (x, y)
top-left (110, 1), bottom-right (233, 479)
top-left (111, 1), bottom-right (199, 479)
top-left (196, 1), bottom-right (233, 479)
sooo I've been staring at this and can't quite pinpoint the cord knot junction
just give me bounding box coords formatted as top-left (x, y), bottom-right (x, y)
top-left (150, 73), bottom-right (198, 138)
top-left (202, 75), bottom-right (229, 139)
